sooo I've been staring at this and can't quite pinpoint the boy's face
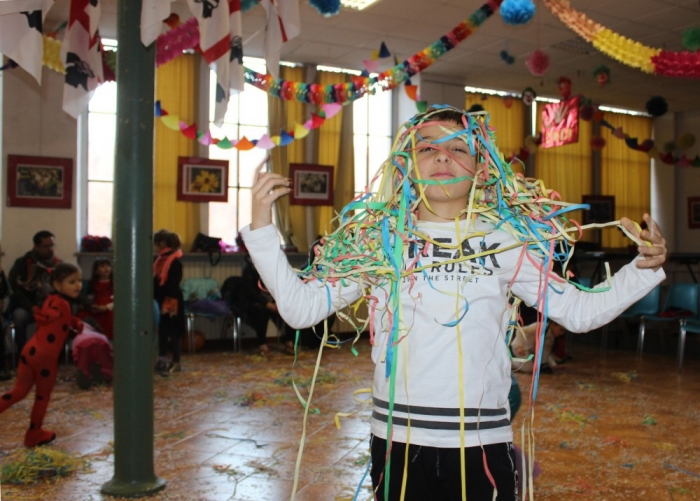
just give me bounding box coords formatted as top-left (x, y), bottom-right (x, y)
top-left (412, 121), bottom-right (480, 219)
top-left (54, 272), bottom-right (83, 299)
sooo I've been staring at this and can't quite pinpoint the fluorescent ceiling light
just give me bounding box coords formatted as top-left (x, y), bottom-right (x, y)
top-left (340, 0), bottom-right (382, 10)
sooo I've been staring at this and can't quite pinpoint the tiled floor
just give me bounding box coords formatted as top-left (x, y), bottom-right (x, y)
top-left (0, 337), bottom-right (698, 500)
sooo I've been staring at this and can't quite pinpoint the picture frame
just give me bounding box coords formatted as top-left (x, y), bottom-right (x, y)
top-left (7, 154), bottom-right (73, 209)
top-left (289, 163), bottom-right (334, 206)
top-left (177, 156), bottom-right (229, 203)
top-left (582, 195), bottom-right (615, 225)
top-left (689, 196), bottom-right (700, 229)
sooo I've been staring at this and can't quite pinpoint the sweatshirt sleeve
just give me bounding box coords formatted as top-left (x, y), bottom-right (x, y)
top-left (511, 254), bottom-right (665, 333)
top-left (241, 224), bottom-right (363, 329)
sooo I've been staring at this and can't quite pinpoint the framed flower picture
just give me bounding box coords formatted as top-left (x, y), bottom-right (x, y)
top-left (7, 155), bottom-right (73, 209)
top-left (177, 157), bottom-right (229, 203)
top-left (289, 163), bottom-right (334, 206)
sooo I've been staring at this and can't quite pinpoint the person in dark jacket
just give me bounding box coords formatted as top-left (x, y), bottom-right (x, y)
top-left (0, 246), bottom-right (11, 380)
top-left (7, 231), bottom-right (61, 357)
top-left (153, 230), bottom-right (186, 376)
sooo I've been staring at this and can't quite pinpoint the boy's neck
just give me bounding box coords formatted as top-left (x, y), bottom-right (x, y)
top-left (417, 201), bottom-right (468, 222)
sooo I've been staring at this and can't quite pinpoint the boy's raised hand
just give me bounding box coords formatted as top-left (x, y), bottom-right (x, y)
top-left (250, 158), bottom-right (291, 230)
top-left (620, 213), bottom-right (667, 272)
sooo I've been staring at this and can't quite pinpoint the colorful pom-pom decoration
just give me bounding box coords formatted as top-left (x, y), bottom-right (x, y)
top-left (500, 50), bottom-right (515, 65)
top-left (309, 0), bottom-right (341, 16)
top-left (590, 136), bottom-right (606, 150)
top-left (500, 0), bottom-right (536, 26)
top-left (241, 0), bottom-right (260, 12)
top-left (646, 96), bottom-right (668, 117)
top-left (682, 27), bottom-right (700, 52)
top-left (678, 132), bottom-right (696, 150)
top-left (525, 50), bottom-right (550, 76)
top-left (592, 65), bottom-right (611, 85)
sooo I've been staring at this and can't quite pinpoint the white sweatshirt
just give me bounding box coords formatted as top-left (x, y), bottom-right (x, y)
top-left (242, 218), bottom-right (664, 448)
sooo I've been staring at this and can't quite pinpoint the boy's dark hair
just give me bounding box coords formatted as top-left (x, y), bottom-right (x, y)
top-left (89, 258), bottom-right (113, 292)
top-left (153, 229), bottom-right (181, 250)
top-left (33, 230), bottom-right (55, 246)
top-left (50, 263), bottom-right (80, 284)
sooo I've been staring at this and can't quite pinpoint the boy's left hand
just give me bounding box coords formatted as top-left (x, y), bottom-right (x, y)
top-left (620, 213), bottom-right (667, 271)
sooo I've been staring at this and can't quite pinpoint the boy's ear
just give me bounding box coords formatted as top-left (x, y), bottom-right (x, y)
top-left (475, 162), bottom-right (488, 184)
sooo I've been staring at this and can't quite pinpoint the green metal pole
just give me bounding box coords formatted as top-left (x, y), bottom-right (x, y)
top-left (101, 0), bottom-right (165, 496)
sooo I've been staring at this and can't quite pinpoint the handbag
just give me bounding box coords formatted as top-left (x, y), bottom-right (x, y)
top-left (191, 232), bottom-right (222, 266)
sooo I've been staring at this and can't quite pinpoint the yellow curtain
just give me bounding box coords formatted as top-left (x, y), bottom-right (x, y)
top-left (534, 103), bottom-right (593, 233)
top-left (154, 54), bottom-right (199, 248)
top-left (600, 113), bottom-right (652, 247)
top-left (465, 93), bottom-right (525, 175)
top-left (268, 65), bottom-right (307, 249)
top-left (311, 71), bottom-right (352, 248)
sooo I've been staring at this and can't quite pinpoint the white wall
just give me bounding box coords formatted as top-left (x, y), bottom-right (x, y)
top-left (674, 110), bottom-right (700, 253)
top-left (1, 67), bottom-right (79, 266)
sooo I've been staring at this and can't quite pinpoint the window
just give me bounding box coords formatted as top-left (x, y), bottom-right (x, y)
top-left (87, 80), bottom-right (117, 238)
top-left (353, 89), bottom-right (392, 194)
top-left (207, 58), bottom-right (269, 244)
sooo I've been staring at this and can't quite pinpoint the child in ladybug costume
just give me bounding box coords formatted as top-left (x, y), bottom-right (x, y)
top-left (0, 263), bottom-right (83, 447)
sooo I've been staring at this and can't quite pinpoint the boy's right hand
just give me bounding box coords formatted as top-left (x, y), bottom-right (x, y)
top-left (250, 171), bottom-right (291, 230)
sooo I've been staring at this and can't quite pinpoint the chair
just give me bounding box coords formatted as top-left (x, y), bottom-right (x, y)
top-left (182, 277), bottom-right (234, 354)
top-left (601, 285), bottom-right (660, 354)
top-left (679, 318), bottom-right (700, 374)
top-left (640, 283), bottom-right (699, 368)
top-left (220, 276), bottom-right (245, 352)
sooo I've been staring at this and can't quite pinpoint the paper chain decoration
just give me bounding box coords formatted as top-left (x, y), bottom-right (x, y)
top-left (542, 0), bottom-right (700, 78)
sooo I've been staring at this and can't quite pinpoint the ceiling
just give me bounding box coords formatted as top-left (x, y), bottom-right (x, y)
top-left (47, 0), bottom-right (700, 114)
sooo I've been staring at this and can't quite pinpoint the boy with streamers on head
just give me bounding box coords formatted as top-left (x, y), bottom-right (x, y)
top-left (242, 105), bottom-right (667, 501)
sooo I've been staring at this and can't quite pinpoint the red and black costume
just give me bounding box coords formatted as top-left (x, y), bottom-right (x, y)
top-left (0, 293), bottom-right (82, 447)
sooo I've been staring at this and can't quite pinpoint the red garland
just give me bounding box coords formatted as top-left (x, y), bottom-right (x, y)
top-left (652, 51), bottom-right (700, 78)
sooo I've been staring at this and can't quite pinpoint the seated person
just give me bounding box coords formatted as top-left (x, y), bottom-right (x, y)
top-left (72, 319), bottom-right (113, 390)
top-left (510, 320), bottom-right (567, 373)
top-left (7, 231), bottom-right (61, 357)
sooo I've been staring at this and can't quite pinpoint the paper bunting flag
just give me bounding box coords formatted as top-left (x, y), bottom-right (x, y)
top-left (181, 123), bottom-right (198, 139)
top-left (236, 137), bottom-right (255, 150)
top-left (322, 103), bottom-right (342, 119)
top-left (280, 130), bottom-right (295, 145)
top-left (294, 122), bottom-right (310, 139)
top-left (363, 59), bottom-right (380, 73)
top-left (378, 41), bottom-right (391, 58)
top-left (405, 84), bottom-right (418, 101)
top-left (256, 134), bottom-right (276, 149)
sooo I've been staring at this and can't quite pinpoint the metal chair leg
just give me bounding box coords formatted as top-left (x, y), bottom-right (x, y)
top-left (186, 313), bottom-right (195, 355)
top-left (678, 320), bottom-right (686, 375)
top-left (233, 317), bottom-right (241, 353)
top-left (8, 322), bottom-right (15, 369)
top-left (637, 317), bottom-right (646, 358)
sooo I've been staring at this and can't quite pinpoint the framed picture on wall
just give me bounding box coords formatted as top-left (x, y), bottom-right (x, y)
top-left (582, 195), bottom-right (615, 225)
top-left (689, 197), bottom-right (700, 229)
top-left (177, 156), bottom-right (229, 203)
top-left (289, 163), bottom-right (334, 206)
top-left (7, 154), bottom-right (73, 209)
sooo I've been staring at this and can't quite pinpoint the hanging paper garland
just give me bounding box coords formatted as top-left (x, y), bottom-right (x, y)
top-left (542, 0), bottom-right (700, 78)
top-left (155, 100), bottom-right (343, 152)
top-left (244, 0), bottom-right (505, 104)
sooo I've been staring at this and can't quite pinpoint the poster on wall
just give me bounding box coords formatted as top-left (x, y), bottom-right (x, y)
top-left (541, 96), bottom-right (580, 149)
top-left (289, 164), bottom-right (334, 206)
top-left (177, 157), bottom-right (229, 203)
top-left (6, 155), bottom-right (73, 209)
